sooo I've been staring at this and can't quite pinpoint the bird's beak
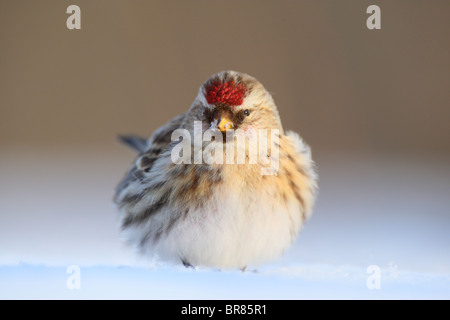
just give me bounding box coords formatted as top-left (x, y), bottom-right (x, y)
top-left (215, 115), bottom-right (234, 132)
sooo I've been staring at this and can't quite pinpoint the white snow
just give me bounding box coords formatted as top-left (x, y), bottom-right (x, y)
top-left (0, 148), bottom-right (449, 299)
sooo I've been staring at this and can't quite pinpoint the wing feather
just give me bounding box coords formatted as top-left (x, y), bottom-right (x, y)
top-left (114, 112), bottom-right (187, 202)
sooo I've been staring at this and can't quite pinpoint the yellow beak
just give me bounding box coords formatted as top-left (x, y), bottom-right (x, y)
top-left (216, 116), bottom-right (234, 132)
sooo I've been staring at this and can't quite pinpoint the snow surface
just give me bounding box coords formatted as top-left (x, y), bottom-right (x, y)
top-left (0, 149), bottom-right (449, 299)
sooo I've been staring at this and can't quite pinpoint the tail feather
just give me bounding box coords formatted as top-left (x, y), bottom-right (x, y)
top-left (118, 135), bottom-right (148, 153)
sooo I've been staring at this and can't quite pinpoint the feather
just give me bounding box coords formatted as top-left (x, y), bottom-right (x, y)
top-left (118, 135), bottom-right (148, 153)
top-left (114, 71), bottom-right (318, 269)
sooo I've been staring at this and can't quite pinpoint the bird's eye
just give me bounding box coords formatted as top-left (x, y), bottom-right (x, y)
top-left (244, 109), bottom-right (250, 116)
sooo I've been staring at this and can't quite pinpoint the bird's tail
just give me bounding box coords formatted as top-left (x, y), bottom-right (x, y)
top-left (118, 135), bottom-right (148, 153)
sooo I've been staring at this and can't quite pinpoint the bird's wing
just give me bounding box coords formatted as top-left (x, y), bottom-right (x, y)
top-left (118, 135), bottom-right (148, 153)
top-left (136, 112), bottom-right (187, 171)
top-left (283, 131), bottom-right (318, 221)
top-left (115, 112), bottom-right (187, 201)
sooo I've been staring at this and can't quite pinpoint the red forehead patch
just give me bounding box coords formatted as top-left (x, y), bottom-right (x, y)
top-left (205, 80), bottom-right (247, 106)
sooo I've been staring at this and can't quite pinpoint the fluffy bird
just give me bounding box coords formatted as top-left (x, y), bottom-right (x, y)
top-left (114, 71), bottom-right (318, 269)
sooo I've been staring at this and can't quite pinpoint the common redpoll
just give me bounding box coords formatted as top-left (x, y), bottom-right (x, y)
top-left (114, 71), bottom-right (318, 269)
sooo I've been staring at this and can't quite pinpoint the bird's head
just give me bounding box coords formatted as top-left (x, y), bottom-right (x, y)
top-left (186, 71), bottom-right (284, 136)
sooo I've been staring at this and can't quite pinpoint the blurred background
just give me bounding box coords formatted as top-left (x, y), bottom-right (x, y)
top-left (1, 0), bottom-right (449, 298)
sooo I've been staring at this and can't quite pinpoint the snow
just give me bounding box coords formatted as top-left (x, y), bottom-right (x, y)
top-left (0, 148), bottom-right (449, 299)
top-left (1, 263), bottom-right (448, 300)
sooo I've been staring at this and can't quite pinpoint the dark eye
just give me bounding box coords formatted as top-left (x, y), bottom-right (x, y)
top-left (244, 109), bottom-right (250, 116)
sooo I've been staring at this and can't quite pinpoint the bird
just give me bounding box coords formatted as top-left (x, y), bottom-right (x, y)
top-left (114, 71), bottom-right (318, 269)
